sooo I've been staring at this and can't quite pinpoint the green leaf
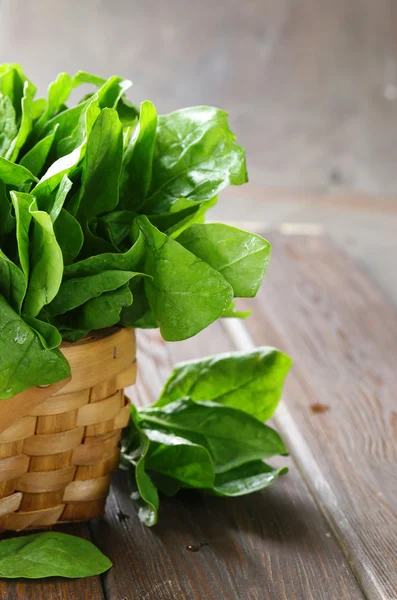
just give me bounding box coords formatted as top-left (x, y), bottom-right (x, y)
top-left (145, 428), bottom-right (215, 489)
top-left (63, 231), bottom-right (144, 278)
top-left (139, 398), bottom-right (287, 473)
top-left (212, 461), bottom-right (288, 497)
top-left (33, 95), bottom-right (100, 204)
top-left (23, 205), bottom-right (64, 317)
top-left (53, 208), bottom-right (84, 265)
top-left (0, 249), bottom-right (26, 313)
top-left (35, 72), bottom-right (74, 131)
top-left (136, 216), bottom-right (233, 341)
top-left (20, 126), bottom-right (58, 177)
top-left (122, 409), bottom-right (159, 526)
top-left (49, 175), bottom-right (73, 222)
top-left (0, 181), bottom-right (15, 235)
top-left (119, 279), bottom-right (157, 329)
top-left (45, 270), bottom-right (140, 319)
top-left (98, 210), bottom-right (136, 248)
top-left (0, 158), bottom-right (37, 186)
top-left (0, 295), bottom-right (70, 399)
top-left (155, 347), bottom-right (292, 421)
top-left (10, 191), bottom-right (33, 277)
top-left (23, 315), bottom-right (62, 350)
top-left (120, 100), bottom-right (157, 210)
top-left (6, 80), bottom-right (36, 162)
top-left (0, 94), bottom-right (18, 157)
top-left (76, 107), bottom-right (123, 225)
top-left (0, 532), bottom-right (111, 578)
top-left (178, 223), bottom-right (271, 297)
top-left (144, 106), bottom-right (247, 214)
top-left (62, 284), bottom-right (132, 331)
top-left (0, 67), bottom-right (24, 120)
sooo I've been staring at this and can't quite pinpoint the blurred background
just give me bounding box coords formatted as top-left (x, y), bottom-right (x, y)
top-left (1, 0), bottom-right (396, 300)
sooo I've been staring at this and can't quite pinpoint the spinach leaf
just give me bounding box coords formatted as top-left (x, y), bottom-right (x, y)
top-left (6, 80), bottom-right (35, 162)
top-left (145, 428), bottom-right (215, 489)
top-left (34, 72), bottom-right (74, 131)
top-left (63, 231), bottom-right (144, 278)
top-left (49, 174), bottom-right (73, 221)
top-left (98, 210), bottom-right (136, 248)
top-left (136, 216), bottom-right (233, 341)
top-left (0, 181), bottom-right (15, 235)
top-left (76, 107), bottom-right (123, 224)
top-left (119, 279), bottom-right (157, 329)
top-left (122, 408), bottom-right (159, 526)
top-left (62, 283), bottom-right (132, 331)
top-left (20, 126), bottom-right (58, 177)
top-left (0, 250), bottom-right (26, 313)
top-left (144, 106), bottom-right (247, 214)
top-left (0, 158), bottom-right (37, 186)
top-left (53, 208), bottom-right (84, 265)
top-left (0, 295), bottom-right (70, 399)
top-left (23, 205), bottom-right (64, 317)
top-left (45, 270), bottom-right (140, 319)
top-left (139, 398), bottom-right (287, 473)
top-left (178, 223), bottom-right (271, 297)
top-left (0, 94), bottom-right (17, 157)
top-left (120, 100), bottom-right (157, 210)
top-left (10, 191), bottom-right (33, 277)
top-left (155, 347), bottom-right (292, 421)
top-left (0, 532), bottom-right (111, 578)
top-left (0, 67), bottom-right (24, 120)
top-left (23, 314), bottom-right (62, 350)
top-left (213, 461), bottom-right (288, 496)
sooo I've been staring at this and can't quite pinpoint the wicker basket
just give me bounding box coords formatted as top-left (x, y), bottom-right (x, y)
top-left (0, 327), bottom-right (136, 532)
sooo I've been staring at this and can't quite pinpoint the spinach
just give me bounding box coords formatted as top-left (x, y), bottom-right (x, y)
top-left (136, 216), bottom-right (233, 341)
top-left (177, 223), bottom-right (271, 297)
top-left (0, 532), bottom-right (111, 578)
top-left (155, 347), bottom-right (292, 421)
top-left (121, 347), bottom-right (291, 525)
top-left (0, 65), bottom-right (278, 414)
top-left (0, 295), bottom-right (70, 399)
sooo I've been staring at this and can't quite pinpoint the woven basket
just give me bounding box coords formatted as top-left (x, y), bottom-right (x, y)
top-left (0, 327), bottom-right (136, 532)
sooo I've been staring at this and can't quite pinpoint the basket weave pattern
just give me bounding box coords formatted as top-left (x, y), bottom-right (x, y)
top-left (0, 328), bottom-right (136, 532)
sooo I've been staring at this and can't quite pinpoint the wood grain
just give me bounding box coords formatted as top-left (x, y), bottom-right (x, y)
top-left (90, 325), bottom-right (364, 600)
top-left (231, 232), bottom-right (397, 600)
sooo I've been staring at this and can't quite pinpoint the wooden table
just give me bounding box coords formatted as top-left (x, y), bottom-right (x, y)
top-left (1, 232), bottom-right (396, 600)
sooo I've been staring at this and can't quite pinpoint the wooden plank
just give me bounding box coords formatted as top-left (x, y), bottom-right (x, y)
top-left (0, 524), bottom-right (105, 600)
top-left (230, 232), bottom-right (397, 600)
top-left (90, 324), bottom-right (364, 600)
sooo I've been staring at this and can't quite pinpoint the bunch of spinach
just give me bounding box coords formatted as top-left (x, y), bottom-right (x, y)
top-left (0, 63), bottom-right (272, 399)
top-left (121, 346), bottom-right (292, 525)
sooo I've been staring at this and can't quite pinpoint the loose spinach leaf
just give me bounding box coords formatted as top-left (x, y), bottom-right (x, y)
top-left (212, 461), bottom-right (288, 496)
top-left (144, 106), bottom-right (247, 214)
top-left (120, 100), bottom-right (157, 210)
top-left (122, 407), bottom-right (159, 526)
top-left (136, 216), bottom-right (233, 341)
top-left (178, 223), bottom-right (271, 297)
top-left (155, 347), bottom-right (292, 421)
top-left (0, 295), bottom-right (70, 399)
top-left (139, 398), bottom-right (287, 473)
top-left (0, 532), bottom-right (111, 579)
